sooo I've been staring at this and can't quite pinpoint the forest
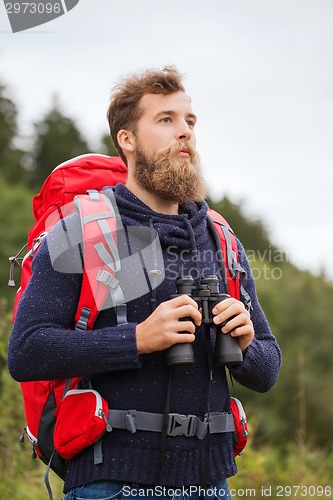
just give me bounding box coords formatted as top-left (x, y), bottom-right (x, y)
top-left (0, 81), bottom-right (332, 499)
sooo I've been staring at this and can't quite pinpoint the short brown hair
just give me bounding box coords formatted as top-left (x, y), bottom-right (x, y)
top-left (107, 66), bottom-right (185, 164)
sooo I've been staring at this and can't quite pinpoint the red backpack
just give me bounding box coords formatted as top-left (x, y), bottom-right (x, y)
top-left (9, 153), bottom-right (248, 484)
top-left (9, 154), bottom-right (127, 480)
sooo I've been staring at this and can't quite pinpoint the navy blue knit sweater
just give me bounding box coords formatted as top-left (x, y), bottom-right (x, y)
top-left (8, 183), bottom-right (281, 491)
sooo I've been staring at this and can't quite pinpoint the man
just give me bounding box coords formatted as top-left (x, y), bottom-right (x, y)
top-left (8, 66), bottom-right (281, 499)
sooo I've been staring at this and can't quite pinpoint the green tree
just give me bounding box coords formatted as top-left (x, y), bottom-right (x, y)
top-left (0, 174), bottom-right (34, 304)
top-left (98, 133), bottom-right (119, 157)
top-left (236, 259), bottom-right (333, 451)
top-left (208, 196), bottom-right (333, 450)
top-left (0, 83), bottom-right (26, 183)
top-left (28, 101), bottom-right (91, 189)
top-left (207, 196), bottom-right (276, 256)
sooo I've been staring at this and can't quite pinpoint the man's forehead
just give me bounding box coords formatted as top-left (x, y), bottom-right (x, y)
top-left (139, 91), bottom-right (194, 116)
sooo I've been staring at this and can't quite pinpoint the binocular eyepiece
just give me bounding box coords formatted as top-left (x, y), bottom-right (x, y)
top-left (167, 275), bottom-right (243, 367)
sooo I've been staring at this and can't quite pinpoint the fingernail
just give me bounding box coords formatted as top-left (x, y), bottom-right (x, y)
top-left (212, 307), bottom-right (217, 315)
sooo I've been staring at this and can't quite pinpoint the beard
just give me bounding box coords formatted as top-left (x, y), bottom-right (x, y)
top-left (133, 140), bottom-right (207, 205)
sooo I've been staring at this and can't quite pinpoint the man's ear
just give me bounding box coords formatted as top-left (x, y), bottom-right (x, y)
top-left (117, 129), bottom-right (135, 155)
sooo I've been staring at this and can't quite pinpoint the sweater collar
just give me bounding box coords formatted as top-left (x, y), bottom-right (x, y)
top-left (111, 183), bottom-right (209, 250)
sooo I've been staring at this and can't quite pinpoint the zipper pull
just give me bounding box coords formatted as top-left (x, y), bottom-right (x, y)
top-left (20, 428), bottom-right (38, 459)
top-left (241, 417), bottom-right (248, 438)
top-left (19, 427), bottom-right (27, 443)
top-left (98, 409), bottom-right (112, 432)
top-left (8, 243), bottom-right (28, 287)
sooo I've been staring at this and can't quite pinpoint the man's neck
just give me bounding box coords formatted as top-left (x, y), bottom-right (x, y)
top-left (125, 177), bottom-right (179, 215)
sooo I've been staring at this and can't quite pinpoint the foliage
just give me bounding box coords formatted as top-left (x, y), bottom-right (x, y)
top-left (0, 300), bottom-right (9, 380)
top-left (0, 311), bottom-right (63, 499)
top-left (207, 198), bottom-right (333, 451)
top-left (228, 442), bottom-right (333, 499)
top-left (0, 84), bottom-right (17, 151)
top-left (207, 196), bottom-right (275, 256)
top-left (99, 133), bottom-right (119, 157)
top-left (0, 174), bottom-right (34, 304)
top-left (0, 83), bottom-right (26, 183)
top-left (238, 259), bottom-right (333, 450)
top-left (28, 102), bottom-right (91, 189)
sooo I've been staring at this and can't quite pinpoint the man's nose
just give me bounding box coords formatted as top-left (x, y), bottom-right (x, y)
top-left (177, 121), bottom-right (192, 141)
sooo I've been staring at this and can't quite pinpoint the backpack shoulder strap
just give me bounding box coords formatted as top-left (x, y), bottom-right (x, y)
top-left (207, 208), bottom-right (240, 300)
top-left (74, 190), bottom-right (126, 331)
top-left (207, 208), bottom-right (252, 309)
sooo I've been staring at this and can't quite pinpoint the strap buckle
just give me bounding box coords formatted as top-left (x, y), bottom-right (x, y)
top-left (75, 307), bottom-right (91, 331)
top-left (167, 413), bottom-right (197, 437)
top-left (123, 411), bottom-right (136, 433)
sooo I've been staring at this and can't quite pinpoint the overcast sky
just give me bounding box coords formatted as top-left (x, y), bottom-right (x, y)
top-left (1, 0), bottom-right (332, 280)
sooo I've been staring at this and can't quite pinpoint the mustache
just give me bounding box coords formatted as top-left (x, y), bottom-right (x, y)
top-left (157, 141), bottom-right (197, 160)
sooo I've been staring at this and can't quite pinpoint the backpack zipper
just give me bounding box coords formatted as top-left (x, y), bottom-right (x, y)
top-left (64, 389), bottom-right (102, 416)
top-left (64, 389), bottom-right (112, 432)
top-left (231, 397), bottom-right (248, 437)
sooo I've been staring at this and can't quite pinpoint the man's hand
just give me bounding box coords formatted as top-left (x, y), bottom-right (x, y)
top-left (136, 295), bottom-right (201, 354)
top-left (212, 297), bottom-right (254, 352)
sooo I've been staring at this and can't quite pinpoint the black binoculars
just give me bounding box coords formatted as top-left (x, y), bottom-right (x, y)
top-left (167, 275), bottom-right (243, 367)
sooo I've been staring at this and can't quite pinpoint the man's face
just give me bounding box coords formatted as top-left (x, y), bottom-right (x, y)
top-left (135, 91), bottom-right (197, 155)
top-left (132, 91), bottom-right (207, 204)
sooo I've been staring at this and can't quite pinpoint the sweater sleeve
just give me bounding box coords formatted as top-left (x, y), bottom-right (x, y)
top-left (229, 239), bottom-right (282, 393)
top-left (7, 214), bottom-right (141, 382)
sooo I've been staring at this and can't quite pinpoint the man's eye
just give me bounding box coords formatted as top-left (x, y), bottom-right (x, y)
top-left (160, 117), bottom-right (172, 123)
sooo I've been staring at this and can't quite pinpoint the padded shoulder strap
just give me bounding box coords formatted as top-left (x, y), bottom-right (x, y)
top-left (74, 190), bottom-right (126, 331)
top-left (207, 209), bottom-right (252, 309)
top-left (207, 208), bottom-right (240, 300)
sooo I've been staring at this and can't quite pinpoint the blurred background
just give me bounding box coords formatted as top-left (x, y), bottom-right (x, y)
top-left (0, 1), bottom-right (332, 498)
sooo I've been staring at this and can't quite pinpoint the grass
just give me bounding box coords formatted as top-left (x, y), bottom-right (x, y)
top-left (228, 442), bottom-right (333, 499)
